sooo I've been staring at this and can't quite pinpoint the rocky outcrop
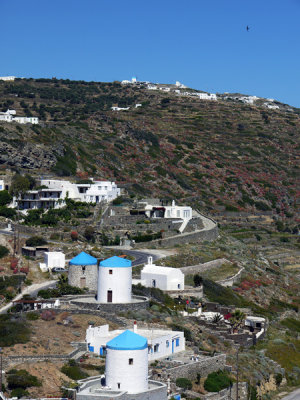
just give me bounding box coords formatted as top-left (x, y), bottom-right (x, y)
top-left (0, 141), bottom-right (60, 169)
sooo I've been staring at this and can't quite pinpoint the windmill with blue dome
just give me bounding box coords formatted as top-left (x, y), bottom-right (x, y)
top-left (97, 256), bottom-right (132, 303)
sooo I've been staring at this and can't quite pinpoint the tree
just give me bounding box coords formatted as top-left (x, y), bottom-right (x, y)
top-left (84, 226), bottom-right (95, 242)
top-left (193, 274), bottom-right (203, 287)
top-left (0, 190), bottom-right (12, 206)
top-left (228, 309), bottom-right (245, 333)
top-left (10, 174), bottom-right (31, 197)
top-left (25, 236), bottom-right (47, 247)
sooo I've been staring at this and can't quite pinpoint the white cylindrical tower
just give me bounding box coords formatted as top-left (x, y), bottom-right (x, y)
top-left (97, 256), bottom-right (132, 303)
top-left (105, 330), bottom-right (148, 393)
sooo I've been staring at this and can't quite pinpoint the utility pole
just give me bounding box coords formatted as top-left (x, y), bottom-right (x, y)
top-left (236, 346), bottom-right (239, 400)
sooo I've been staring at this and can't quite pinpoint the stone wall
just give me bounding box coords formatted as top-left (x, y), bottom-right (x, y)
top-left (134, 224), bottom-right (219, 248)
top-left (217, 267), bottom-right (245, 287)
top-left (180, 259), bottom-right (232, 276)
top-left (70, 295), bottom-right (149, 313)
top-left (68, 264), bottom-right (98, 291)
top-left (161, 354), bottom-right (226, 381)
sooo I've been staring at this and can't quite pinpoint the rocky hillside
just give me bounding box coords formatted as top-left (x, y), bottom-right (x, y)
top-left (0, 78), bottom-right (299, 224)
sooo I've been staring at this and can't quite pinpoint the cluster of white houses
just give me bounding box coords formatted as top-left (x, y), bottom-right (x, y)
top-left (13, 178), bottom-right (120, 210)
top-left (0, 109), bottom-right (39, 124)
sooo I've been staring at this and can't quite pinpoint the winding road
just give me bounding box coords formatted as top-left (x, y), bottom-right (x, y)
top-left (280, 389), bottom-right (300, 400)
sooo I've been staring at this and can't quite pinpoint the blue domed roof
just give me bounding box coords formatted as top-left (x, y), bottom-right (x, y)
top-left (106, 330), bottom-right (147, 351)
top-left (69, 252), bottom-right (97, 266)
top-left (100, 256), bottom-right (132, 268)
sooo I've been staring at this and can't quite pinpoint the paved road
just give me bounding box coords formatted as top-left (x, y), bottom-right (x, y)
top-left (114, 249), bottom-right (160, 266)
top-left (280, 389), bottom-right (300, 400)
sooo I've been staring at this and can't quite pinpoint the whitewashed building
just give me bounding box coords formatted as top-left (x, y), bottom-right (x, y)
top-left (97, 256), bottom-right (132, 303)
top-left (140, 256), bottom-right (184, 291)
top-left (14, 179), bottom-right (120, 210)
top-left (78, 329), bottom-right (167, 400)
top-left (13, 116), bottom-right (39, 124)
top-left (0, 76), bottom-right (16, 81)
top-left (0, 109), bottom-right (39, 125)
top-left (198, 93), bottom-right (217, 101)
top-left (0, 180), bottom-right (4, 191)
top-left (43, 251), bottom-right (65, 270)
top-left (86, 322), bottom-right (185, 361)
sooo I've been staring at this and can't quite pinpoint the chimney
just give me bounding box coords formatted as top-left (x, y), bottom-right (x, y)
top-left (148, 256), bottom-right (153, 265)
top-left (133, 321), bottom-right (137, 333)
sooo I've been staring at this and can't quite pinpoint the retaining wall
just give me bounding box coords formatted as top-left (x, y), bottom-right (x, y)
top-left (161, 354), bottom-right (226, 381)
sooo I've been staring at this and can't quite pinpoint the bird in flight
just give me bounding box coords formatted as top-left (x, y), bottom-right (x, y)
top-left (246, 25), bottom-right (250, 31)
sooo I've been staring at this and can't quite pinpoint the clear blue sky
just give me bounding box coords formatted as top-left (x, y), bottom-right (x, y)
top-left (2, 0), bottom-right (300, 107)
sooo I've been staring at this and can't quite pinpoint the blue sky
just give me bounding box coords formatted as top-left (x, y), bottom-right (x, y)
top-left (1, 0), bottom-right (300, 107)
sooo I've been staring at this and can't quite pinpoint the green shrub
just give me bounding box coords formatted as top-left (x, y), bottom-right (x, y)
top-left (175, 377), bottom-right (192, 390)
top-left (61, 360), bottom-right (88, 380)
top-left (0, 245), bottom-right (9, 258)
top-left (0, 316), bottom-right (31, 346)
top-left (26, 312), bottom-right (40, 321)
top-left (280, 318), bottom-right (300, 333)
top-left (7, 369), bottom-right (41, 389)
top-left (25, 236), bottom-right (47, 247)
top-left (204, 370), bottom-right (232, 392)
top-left (0, 207), bottom-right (16, 218)
top-left (0, 190), bottom-right (12, 206)
top-left (10, 388), bottom-right (29, 398)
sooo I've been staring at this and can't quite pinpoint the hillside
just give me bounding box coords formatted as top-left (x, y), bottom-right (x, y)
top-left (0, 78), bottom-right (299, 227)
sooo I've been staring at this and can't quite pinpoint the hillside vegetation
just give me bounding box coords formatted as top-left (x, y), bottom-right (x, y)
top-left (0, 78), bottom-right (299, 222)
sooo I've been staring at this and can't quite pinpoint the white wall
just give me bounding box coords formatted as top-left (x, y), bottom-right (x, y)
top-left (0, 180), bottom-right (4, 191)
top-left (97, 266), bottom-right (132, 303)
top-left (44, 252), bottom-right (65, 269)
top-left (106, 347), bottom-right (148, 393)
top-left (147, 331), bottom-right (185, 361)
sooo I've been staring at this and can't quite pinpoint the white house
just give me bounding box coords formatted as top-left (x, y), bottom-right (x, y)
top-left (147, 84), bottom-right (157, 90)
top-left (0, 76), bottom-right (16, 81)
top-left (264, 103), bottom-right (279, 110)
top-left (140, 256), bottom-right (184, 291)
top-left (86, 322), bottom-right (185, 361)
top-left (111, 106), bottom-right (130, 111)
top-left (97, 256), bottom-right (132, 303)
top-left (198, 93), bottom-right (217, 101)
top-left (12, 116), bottom-right (39, 124)
top-left (43, 252), bottom-right (65, 270)
top-left (0, 180), bottom-right (4, 191)
top-left (14, 178), bottom-right (121, 210)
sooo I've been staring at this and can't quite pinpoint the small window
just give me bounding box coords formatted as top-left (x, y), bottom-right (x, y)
top-left (117, 383), bottom-right (120, 389)
top-left (109, 269), bottom-right (113, 275)
top-left (176, 338), bottom-right (180, 347)
top-left (178, 284), bottom-right (181, 289)
top-left (129, 358), bottom-right (133, 365)
top-left (82, 266), bottom-right (86, 274)
top-left (166, 340), bottom-right (169, 348)
top-left (154, 344), bottom-right (159, 353)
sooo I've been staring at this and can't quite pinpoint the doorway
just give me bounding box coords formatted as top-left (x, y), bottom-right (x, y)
top-left (107, 290), bottom-right (113, 302)
top-left (80, 277), bottom-right (86, 288)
